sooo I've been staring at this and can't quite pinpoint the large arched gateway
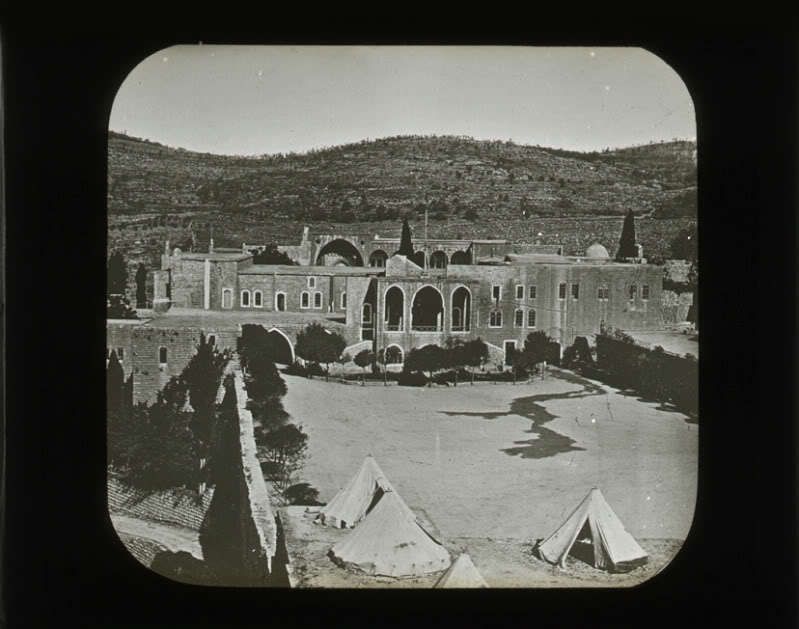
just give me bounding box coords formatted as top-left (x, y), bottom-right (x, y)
top-left (315, 239), bottom-right (364, 266)
top-left (240, 324), bottom-right (295, 365)
top-left (411, 286), bottom-right (444, 331)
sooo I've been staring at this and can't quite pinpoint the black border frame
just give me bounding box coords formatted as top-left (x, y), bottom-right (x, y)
top-left (3, 27), bottom-right (797, 628)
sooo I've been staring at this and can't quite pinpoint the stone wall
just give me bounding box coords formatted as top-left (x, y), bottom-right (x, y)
top-left (660, 290), bottom-right (694, 324)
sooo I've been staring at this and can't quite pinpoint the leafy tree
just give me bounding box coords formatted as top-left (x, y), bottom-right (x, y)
top-left (462, 338), bottom-right (489, 384)
top-left (123, 376), bottom-right (200, 492)
top-left (353, 349), bottom-right (374, 385)
top-left (518, 331), bottom-right (555, 378)
top-left (107, 250), bottom-right (128, 297)
top-left (442, 337), bottom-right (467, 386)
top-left (397, 218), bottom-right (414, 256)
top-left (294, 323), bottom-right (347, 381)
top-left (404, 344), bottom-right (446, 386)
top-left (615, 209), bottom-right (638, 260)
top-left (257, 423), bottom-right (309, 493)
top-left (182, 333), bottom-right (231, 485)
top-left (251, 244), bottom-right (296, 265)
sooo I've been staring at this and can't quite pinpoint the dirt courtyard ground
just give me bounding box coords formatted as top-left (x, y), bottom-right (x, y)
top-left (282, 368), bottom-right (697, 582)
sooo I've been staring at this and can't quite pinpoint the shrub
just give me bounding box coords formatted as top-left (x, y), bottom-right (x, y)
top-left (283, 483), bottom-right (322, 506)
top-left (397, 371), bottom-right (428, 387)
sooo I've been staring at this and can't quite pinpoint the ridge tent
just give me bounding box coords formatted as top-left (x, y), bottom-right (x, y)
top-left (433, 552), bottom-right (489, 588)
top-left (316, 455), bottom-right (407, 528)
top-left (329, 490), bottom-right (451, 578)
top-left (537, 487), bottom-right (648, 572)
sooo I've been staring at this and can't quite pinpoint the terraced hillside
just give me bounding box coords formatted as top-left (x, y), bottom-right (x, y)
top-left (107, 133), bottom-right (697, 272)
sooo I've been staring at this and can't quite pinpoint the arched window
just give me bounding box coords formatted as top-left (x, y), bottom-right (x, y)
top-left (451, 286), bottom-right (471, 332)
top-left (514, 309), bottom-right (524, 328)
top-left (313, 292), bottom-right (322, 308)
top-left (369, 250), bottom-right (388, 267)
top-left (384, 286), bottom-right (405, 331)
top-left (241, 290), bottom-right (251, 307)
top-left (222, 288), bottom-right (233, 309)
top-left (158, 347), bottom-right (168, 364)
top-left (362, 302), bottom-right (372, 324)
top-left (489, 310), bottom-right (503, 328)
top-left (301, 291), bottom-right (310, 309)
top-left (527, 309), bottom-right (536, 328)
top-left (253, 290), bottom-right (263, 307)
top-left (411, 286), bottom-right (444, 331)
top-left (308, 276), bottom-right (316, 289)
top-left (430, 250), bottom-right (448, 269)
top-left (276, 292), bottom-right (286, 311)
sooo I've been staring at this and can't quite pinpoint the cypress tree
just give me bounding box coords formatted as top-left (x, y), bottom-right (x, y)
top-left (615, 209), bottom-right (638, 260)
top-left (107, 251), bottom-right (128, 297)
top-left (397, 218), bottom-right (414, 256)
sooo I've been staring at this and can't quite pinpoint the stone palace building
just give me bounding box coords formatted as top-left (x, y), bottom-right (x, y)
top-left (108, 224), bottom-right (663, 403)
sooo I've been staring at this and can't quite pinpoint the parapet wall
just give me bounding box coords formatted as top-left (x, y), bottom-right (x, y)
top-left (231, 366), bottom-right (278, 567)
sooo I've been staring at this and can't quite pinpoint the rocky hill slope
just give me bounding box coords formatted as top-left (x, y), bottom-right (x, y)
top-left (108, 132), bottom-right (696, 221)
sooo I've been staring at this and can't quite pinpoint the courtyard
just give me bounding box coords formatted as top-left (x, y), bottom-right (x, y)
top-left (281, 367), bottom-right (697, 584)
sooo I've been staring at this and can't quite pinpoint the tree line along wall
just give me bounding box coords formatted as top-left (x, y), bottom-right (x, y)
top-left (595, 334), bottom-right (698, 415)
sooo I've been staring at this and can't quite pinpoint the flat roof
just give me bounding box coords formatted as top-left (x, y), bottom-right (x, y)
top-left (239, 265), bottom-right (383, 276)
top-left (174, 252), bottom-right (252, 262)
top-left (137, 308), bottom-right (347, 330)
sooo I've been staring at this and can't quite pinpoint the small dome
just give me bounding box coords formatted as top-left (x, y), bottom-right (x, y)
top-left (585, 243), bottom-right (610, 259)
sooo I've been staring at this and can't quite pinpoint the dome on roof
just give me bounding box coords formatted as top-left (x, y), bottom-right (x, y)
top-left (585, 243), bottom-right (610, 259)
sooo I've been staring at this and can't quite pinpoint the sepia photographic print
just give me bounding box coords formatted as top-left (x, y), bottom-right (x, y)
top-left (105, 45), bottom-right (698, 588)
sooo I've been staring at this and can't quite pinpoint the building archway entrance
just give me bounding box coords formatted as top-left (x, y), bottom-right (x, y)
top-left (315, 239), bottom-right (364, 266)
top-left (451, 286), bottom-right (471, 331)
top-left (384, 286), bottom-right (405, 331)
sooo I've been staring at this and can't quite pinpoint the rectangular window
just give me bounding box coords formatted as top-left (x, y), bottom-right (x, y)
top-left (492, 285), bottom-right (501, 301)
top-left (341, 292), bottom-right (347, 309)
top-left (642, 285), bottom-right (650, 300)
top-left (529, 285), bottom-right (537, 299)
top-left (527, 309), bottom-right (536, 328)
top-left (314, 292), bottom-right (322, 308)
top-left (116, 348), bottom-right (124, 360)
top-left (158, 347), bottom-right (167, 364)
top-left (572, 283), bottom-right (579, 300)
top-left (514, 309), bottom-right (524, 328)
top-left (559, 283), bottom-right (567, 299)
top-left (489, 311), bottom-right (503, 327)
top-left (308, 277), bottom-right (316, 289)
top-left (629, 285), bottom-right (637, 300)
top-left (597, 286), bottom-right (609, 300)
top-left (515, 285), bottom-right (524, 299)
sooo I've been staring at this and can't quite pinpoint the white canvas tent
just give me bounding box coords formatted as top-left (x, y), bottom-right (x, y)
top-left (316, 455), bottom-right (407, 528)
top-left (329, 490), bottom-right (451, 578)
top-left (537, 488), bottom-right (648, 572)
top-left (433, 552), bottom-right (489, 588)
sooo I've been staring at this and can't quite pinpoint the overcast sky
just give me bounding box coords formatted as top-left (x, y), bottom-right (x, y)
top-left (109, 45), bottom-right (695, 156)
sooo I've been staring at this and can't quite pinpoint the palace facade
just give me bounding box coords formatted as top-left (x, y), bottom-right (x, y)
top-left (108, 226), bottom-right (664, 403)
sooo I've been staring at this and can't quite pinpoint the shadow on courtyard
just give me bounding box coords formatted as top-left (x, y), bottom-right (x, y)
top-left (440, 370), bottom-right (608, 459)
